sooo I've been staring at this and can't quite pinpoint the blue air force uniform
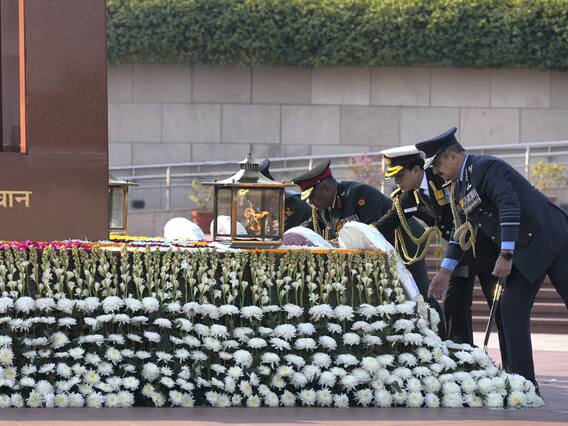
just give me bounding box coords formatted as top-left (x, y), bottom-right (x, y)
top-left (374, 146), bottom-right (502, 357)
top-left (418, 128), bottom-right (568, 384)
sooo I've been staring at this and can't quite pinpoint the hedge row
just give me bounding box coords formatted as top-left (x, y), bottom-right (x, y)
top-left (107, 0), bottom-right (568, 69)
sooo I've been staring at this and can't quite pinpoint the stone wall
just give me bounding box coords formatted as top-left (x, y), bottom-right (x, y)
top-left (107, 65), bottom-right (568, 236)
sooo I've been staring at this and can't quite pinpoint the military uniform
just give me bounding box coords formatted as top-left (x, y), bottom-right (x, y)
top-left (291, 161), bottom-right (443, 337)
top-left (259, 159), bottom-right (311, 231)
top-left (375, 146), bottom-right (504, 362)
top-left (420, 130), bottom-right (568, 384)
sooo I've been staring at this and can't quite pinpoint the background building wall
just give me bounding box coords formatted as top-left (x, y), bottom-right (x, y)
top-left (107, 65), bottom-right (568, 236)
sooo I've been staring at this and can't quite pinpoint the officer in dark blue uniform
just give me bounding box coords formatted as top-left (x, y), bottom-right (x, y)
top-left (418, 127), bottom-right (568, 387)
top-left (291, 160), bottom-right (445, 337)
top-left (259, 159), bottom-right (311, 231)
top-left (374, 146), bottom-right (505, 363)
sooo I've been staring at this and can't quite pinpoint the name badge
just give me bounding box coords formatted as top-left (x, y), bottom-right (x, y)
top-left (404, 207), bottom-right (418, 213)
top-left (459, 188), bottom-right (481, 214)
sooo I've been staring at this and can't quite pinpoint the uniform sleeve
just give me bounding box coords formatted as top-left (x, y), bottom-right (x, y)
top-left (475, 160), bottom-right (521, 250)
top-left (354, 186), bottom-right (391, 225)
top-left (373, 193), bottom-right (413, 235)
top-left (284, 196), bottom-right (312, 231)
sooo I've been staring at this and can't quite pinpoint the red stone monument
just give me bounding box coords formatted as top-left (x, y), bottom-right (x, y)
top-left (0, 0), bottom-right (108, 240)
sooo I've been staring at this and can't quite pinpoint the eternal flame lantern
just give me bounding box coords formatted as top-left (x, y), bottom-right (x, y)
top-left (203, 154), bottom-right (287, 247)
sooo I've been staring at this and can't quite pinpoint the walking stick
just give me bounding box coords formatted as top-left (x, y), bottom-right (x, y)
top-left (483, 276), bottom-right (506, 352)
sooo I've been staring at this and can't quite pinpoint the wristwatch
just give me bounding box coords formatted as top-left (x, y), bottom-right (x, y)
top-left (500, 251), bottom-right (514, 261)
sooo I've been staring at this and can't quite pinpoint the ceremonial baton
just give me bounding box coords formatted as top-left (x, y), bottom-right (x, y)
top-left (483, 276), bottom-right (506, 352)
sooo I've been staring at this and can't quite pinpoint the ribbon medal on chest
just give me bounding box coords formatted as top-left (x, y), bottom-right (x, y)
top-left (459, 188), bottom-right (481, 214)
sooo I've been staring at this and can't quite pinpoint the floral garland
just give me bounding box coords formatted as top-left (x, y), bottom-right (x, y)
top-left (0, 244), bottom-right (542, 409)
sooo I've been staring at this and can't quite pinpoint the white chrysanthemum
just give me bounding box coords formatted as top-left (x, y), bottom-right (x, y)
top-left (443, 381), bottom-right (461, 395)
top-left (104, 347), bottom-right (123, 364)
top-left (111, 314), bottom-right (130, 325)
top-left (270, 375), bottom-right (286, 389)
top-left (336, 354), bottom-right (358, 367)
top-left (38, 363), bottom-right (55, 374)
top-left (394, 319), bottom-right (415, 333)
top-left (429, 363), bottom-right (444, 374)
top-left (492, 376), bottom-right (507, 393)
top-left (15, 297), bottom-right (35, 314)
top-left (357, 304), bottom-right (378, 319)
top-left (299, 389), bottom-right (317, 406)
top-left (246, 394), bottom-right (261, 408)
top-left (143, 331), bottom-right (161, 343)
top-left (280, 390), bottom-right (296, 407)
top-left (465, 393), bottom-right (483, 408)
top-left (247, 338), bottom-right (267, 349)
top-left (313, 388), bottom-right (332, 407)
top-left (406, 391), bottom-right (423, 408)
top-left (352, 368), bottom-right (371, 384)
top-left (424, 393), bottom-right (440, 408)
top-left (190, 351), bottom-right (208, 362)
top-left (56, 298), bottom-right (75, 314)
top-left (507, 374), bottom-right (527, 392)
top-left (207, 324), bottom-right (228, 338)
top-left (289, 372), bottom-right (307, 388)
top-left (224, 366), bottom-right (241, 380)
top-left (276, 365), bottom-right (294, 377)
top-left (102, 296), bottom-right (123, 313)
top-left (318, 335), bottom-right (338, 351)
top-left (352, 388), bottom-right (372, 407)
top-left (0, 297), bottom-right (14, 314)
top-left (284, 354), bottom-right (305, 368)
top-left (327, 323), bottom-right (342, 334)
top-left (454, 350), bottom-right (475, 364)
top-left (240, 306), bottom-right (263, 320)
top-left (197, 303), bottom-right (219, 319)
top-left (334, 305), bottom-right (354, 321)
top-left (156, 351), bottom-right (174, 363)
top-left (35, 297), bottom-right (56, 312)
top-left (309, 304), bottom-right (335, 320)
top-left (35, 380), bottom-right (54, 394)
top-left (442, 393), bottom-right (463, 408)
top-left (333, 393), bottom-right (350, 408)
top-left (273, 324), bottom-right (296, 341)
top-left (297, 323), bottom-right (316, 336)
top-left (485, 392), bottom-right (504, 408)
top-left (392, 367), bottom-right (412, 380)
top-left (124, 297), bottom-right (142, 312)
top-left (130, 315), bottom-right (149, 325)
top-left (269, 337), bottom-right (291, 351)
top-left (422, 376), bottom-right (441, 393)
top-left (368, 320), bottom-right (386, 332)
top-left (141, 297), bottom-right (160, 313)
top-left (141, 383), bottom-right (155, 397)
top-left (26, 391), bottom-right (43, 408)
top-left (174, 318), bottom-right (193, 333)
top-left (218, 304), bottom-right (239, 316)
top-left (374, 389), bottom-right (392, 407)
top-left (152, 318), bottom-right (171, 329)
top-left (142, 363), bottom-right (160, 381)
top-left (262, 304), bottom-right (280, 314)
top-left (402, 333), bottom-right (424, 346)
top-left (302, 365), bottom-right (321, 381)
top-left (406, 377), bottom-right (422, 392)
top-left (122, 376), bottom-right (139, 390)
top-left (340, 374), bottom-right (358, 391)
top-left (398, 352), bottom-right (418, 367)
top-left (232, 350), bottom-right (252, 367)
top-left (506, 391), bottom-right (526, 408)
top-left (377, 354), bottom-right (395, 367)
top-left (295, 338), bottom-right (317, 351)
top-left (232, 327), bottom-right (252, 341)
top-left (342, 333), bottom-right (360, 346)
top-left (376, 302), bottom-right (396, 316)
top-left (202, 337), bottom-right (221, 352)
top-left (413, 366), bottom-right (431, 378)
top-left (283, 303), bottom-right (303, 319)
top-left (56, 363), bottom-right (72, 378)
top-left (174, 348), bottom-right (190, 362)
top-left (261, 352), bottom-right (280, 366)
top-left (318, 371), bottom-right (336, 387)
top-left (20, 377), bottom-right (35, 387)
top-left (351, 322), bottom-right (370, 333)
top-left (191, 323), bottom-right (209, 337)
top-left (461, 378), bottom-right (477, 394)
top-left (312, 352), bottom-right (332, 368)
top-left (396, 301), bottom-right (416, 314)
top-left (239, 380), bottom-right (253, 396)
top-left (0, 347), bottom-right (14, 366)
top-left (136, 351), bottom-right (151, 360)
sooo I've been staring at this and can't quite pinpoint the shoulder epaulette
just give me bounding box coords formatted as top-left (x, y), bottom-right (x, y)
top-left (390, 187), bottom-right (402, 199)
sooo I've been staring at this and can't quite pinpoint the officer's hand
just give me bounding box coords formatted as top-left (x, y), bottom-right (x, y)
top-left (492, 255), bottom-right (513, 277)
top-left (428, 268), bottom-right (451, 300)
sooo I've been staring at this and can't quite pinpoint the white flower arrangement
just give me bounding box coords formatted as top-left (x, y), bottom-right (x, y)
top-left (0, 247), bottom-right (545, 409)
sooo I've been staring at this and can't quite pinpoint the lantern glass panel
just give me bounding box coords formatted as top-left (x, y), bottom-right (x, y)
top-left (236, 188), bottom-right (280, 238)
top-left (109, 187), bottom-right (124, 229)
top-left (216, 188), bottom-right (232, 236)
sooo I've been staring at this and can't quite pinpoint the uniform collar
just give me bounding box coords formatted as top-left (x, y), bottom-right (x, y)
top-left (459, 154), bottom-right (470, 182)
top-left (419, 171), bottom-right (429, 192)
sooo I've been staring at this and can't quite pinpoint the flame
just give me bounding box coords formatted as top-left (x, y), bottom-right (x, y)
top-left (244, 207), bottom-right (269, 232)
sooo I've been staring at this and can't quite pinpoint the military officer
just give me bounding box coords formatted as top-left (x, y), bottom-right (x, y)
top-left (373, 146), bottom-right (505, 364)
top-left (259, 159), bottom-right (311, 231)
top-left (419, 127), bottom-right (568, 387)
top-left (291, 160), bottom-right (445, 337)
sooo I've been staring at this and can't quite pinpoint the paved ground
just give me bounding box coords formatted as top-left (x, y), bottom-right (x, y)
top-left (0, 334), bottom-right (566, 426)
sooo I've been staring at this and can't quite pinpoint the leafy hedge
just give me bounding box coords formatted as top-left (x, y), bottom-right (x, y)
top-left (107, 0), bottom-right (568, 69)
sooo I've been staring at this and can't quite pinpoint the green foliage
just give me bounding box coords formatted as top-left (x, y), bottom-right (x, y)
top-left (107, 0), bottom-right (568, 69)
top-left (187, 180), bottom-right (213, 211)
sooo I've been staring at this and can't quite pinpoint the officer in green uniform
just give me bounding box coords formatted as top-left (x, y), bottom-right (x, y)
top-left (373, 146), bottom-right (505, 364)
top-left (259, 159), bottom-right (311, 231)
top-left (292, 160), bottom-right (444, 337)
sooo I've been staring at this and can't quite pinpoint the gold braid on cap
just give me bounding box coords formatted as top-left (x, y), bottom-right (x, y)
top-left (392, 192), bottom-right (441, 264)
top-left (448, 182), bottom-right (476, 256)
